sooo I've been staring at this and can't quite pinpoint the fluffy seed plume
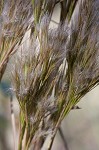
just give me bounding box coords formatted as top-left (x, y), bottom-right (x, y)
top-left (9, 0), bottom-right (99, 149)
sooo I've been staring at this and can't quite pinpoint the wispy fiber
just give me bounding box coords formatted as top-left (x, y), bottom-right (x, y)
top-left (0, 0), bottom-right (33, 81)
top-left (5, 0), bottom-right (99, 149)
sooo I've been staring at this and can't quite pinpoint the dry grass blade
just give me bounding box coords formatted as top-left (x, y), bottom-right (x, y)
top-left (60, 0), bottom-right (78, 23)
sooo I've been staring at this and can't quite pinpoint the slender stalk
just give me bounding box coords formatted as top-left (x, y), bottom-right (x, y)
top-left (33, 137), bottom-right (44, 150)
top-left (18, 121), bottom-right (26, 150)
top-left (10, 95), bottom-right (17, 150)
top-left (59, 127), bottom-right (69, 150)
